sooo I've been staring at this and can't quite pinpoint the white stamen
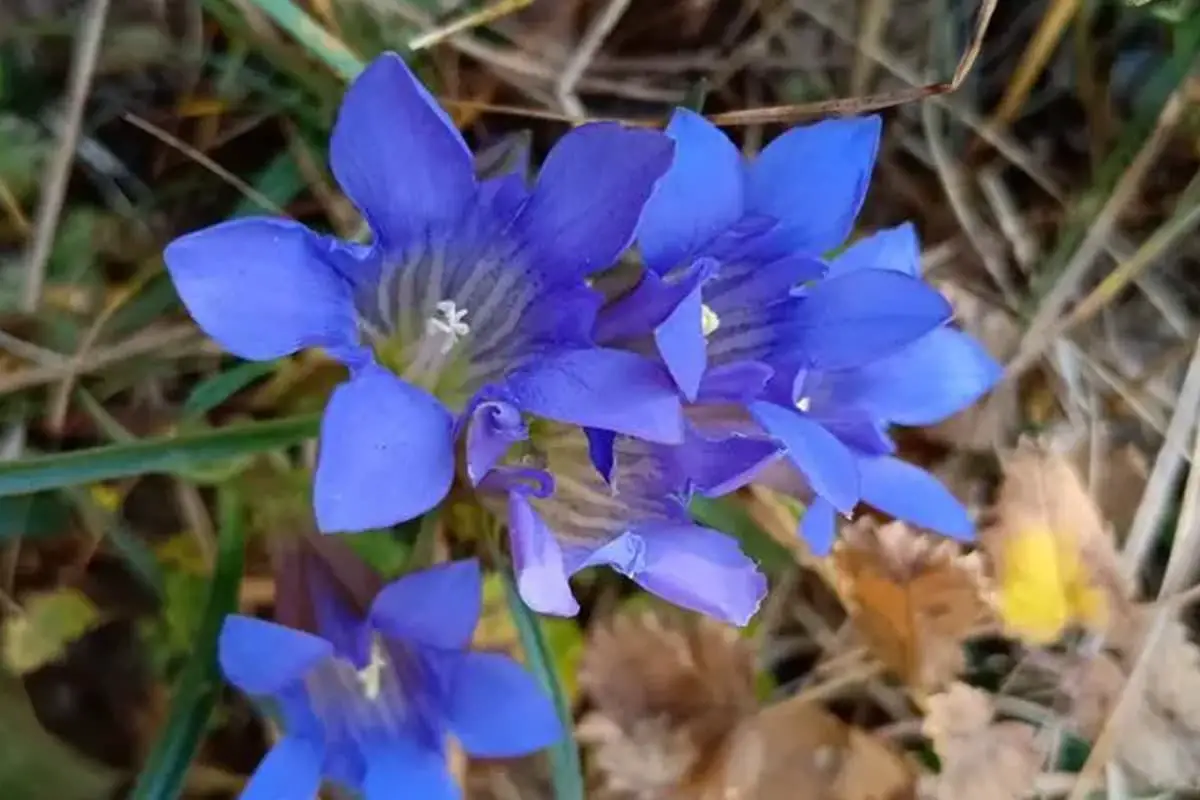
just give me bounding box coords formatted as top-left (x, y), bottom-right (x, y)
top-left (404, 299), bottom-right (470, 387)
top-left (701, 304), bottom-right (720, 337)
top-left (357, 636), bottom-right (388, 701)
top-left (796, 396), bottom-right (811, 412)
top-left (427, 300), bottom-right (470, 353)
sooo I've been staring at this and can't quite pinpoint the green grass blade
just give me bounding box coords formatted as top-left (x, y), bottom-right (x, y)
top-left (0, 414), bottom-right (320, 497)
top-left (239, 0), bottom-right (366, 80)
top-left (130, 487), bottom-right (246, 800)
top-left (502, 571), bottom-right (584, 800)
top-left (181, 360), bottom-right (279, 423)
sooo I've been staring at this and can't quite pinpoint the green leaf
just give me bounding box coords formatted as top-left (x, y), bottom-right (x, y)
top-left (2, 588), bottom-right (101, 674)
top-left (182, 361), bottom-right (279, 422)
top-left (502, 571), bottom-right (584, 800)
top-left (0, 673), bottom-right (118, 799)
top-left (130, 487), bottom-right (246, 800)
top-left (0, 413), bottom-right (320, 497)
top-left (689, 494), bottom-right (794, 574)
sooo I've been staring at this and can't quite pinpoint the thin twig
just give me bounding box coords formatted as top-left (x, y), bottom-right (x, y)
top-left (409, 0), bottom-right (533, 51)
top-left (556, 0), bottom-right (633, 119)
top-left (20, 0), bottom-right (111, 313)
top-left (0, 324), bottom-right (198, 397)
top-left (1121, 337), bottom-right (1200, 581)
top-left (1004, 83), bottom-right (1189, 381)
top-left (121, 112), bottom-right (284, 215)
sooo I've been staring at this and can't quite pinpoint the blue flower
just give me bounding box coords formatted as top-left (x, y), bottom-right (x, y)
top-left (596, 109), bottom-right (954, 515)
top-left (469, 406), bottom-right (767, 625)
top-left (219, 559), bottom-right (561, 800)
top-left (165, 52), bottom-right (681, 534)
top-left (755, 225), bottom-right (1002, 553)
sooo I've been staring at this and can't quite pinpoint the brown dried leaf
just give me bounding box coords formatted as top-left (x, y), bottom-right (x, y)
top-left (980, 439), bottom-right (1130, 645)
top-left (923, 282), bottom-right (1022, 451)
top-left (464, 755), bottom-right (553, 800)
top-left (833, 520), bottom-right (988, 691)
top-left (716, 697), bottom-right (915, 800)
top-left (578, 611), bottom-right (757, 799)
top-left (922, 683), bottom-right (1042, 800)
top-left (1065, 610), bottom-right (1200, 791)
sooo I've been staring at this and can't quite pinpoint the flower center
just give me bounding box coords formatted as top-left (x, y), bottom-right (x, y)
top-left (701, 304), bottom-right (720, 337)
top-left (362, 297), bottom-right (474, 399)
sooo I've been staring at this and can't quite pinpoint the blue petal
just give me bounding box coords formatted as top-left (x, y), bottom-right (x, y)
top-left (831, 327), bottom-right (1002, 426)
top-left (508, 492), bottom-right (579, 616)
top-left (745, 116), bottom-right (881, 254)
top-left (466, 398), bottom-right (528, 485)
top-left (314, 365), bottom-right (454, 532)
top-left (164, 218), bottom-right (360, 363)
top-left (242, 736), bottom-right (325, 800)
top-left (591, 527), bottom-right (766, 626)
top-left (362, 737), bottom-right (458, 800)
top-left (515, 122), bottom-right (674, 283)
top-left (654, 281), bottom-right (707, 401)
top-left (800, 497), bottom-right (838, 555)
top-left (858, 456), bottom-right (974, 540)
top-left (218, 615), bottom-right (332, 695)
top-left (370, 559), bottom-right (483, 650)
top-left (585, 427), bottom-right (616, 483)
top-left (704, 253), bottom-right (827, 310)
top-left (443, 652), bottom-right (562, 757)
top-left (749, 401), bottom-right (858, 513)
top-left (506, 349), bottom-right (684, 444)
top-left (696, 361), bottom-right (774, 403)
top-left (330, 52), bottom-right (475, 250)
top-left (593, 259), bottom-right (713, 344)
top-left (828, 223), bottom-right (920, 278)
top-left (789, 270), bottom-right (953, 370)
top-left (637, 109), bottom-right (744, 273)
top-left (676, 427), bottom-right (782, 496)
top-left (479, 173), bottom-right (529, 224)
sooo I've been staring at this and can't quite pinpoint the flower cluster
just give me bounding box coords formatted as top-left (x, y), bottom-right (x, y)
top-left (166, 51), bottom-right (999, 798)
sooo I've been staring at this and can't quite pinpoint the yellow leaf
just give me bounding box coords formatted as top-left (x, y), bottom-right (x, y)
top-left (982, 439), bottom-right (1128, 645)
top-left (994, 524), bottom-right (1108, 645)
top-left (3, 589), bottom-right (101, 674)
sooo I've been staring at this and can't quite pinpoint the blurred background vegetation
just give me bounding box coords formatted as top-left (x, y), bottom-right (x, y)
top-left (0, 0), bottom-right (1198, 798)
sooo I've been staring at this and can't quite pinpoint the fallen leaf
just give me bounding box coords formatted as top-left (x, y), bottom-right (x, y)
top-left (833, 520), bottom-right (988, 691)
top-left (1065, 609), bottom-right (1200, 791)
top-left (578, 610), bottom-right (756, 798)
top-left (922, 683), bottom-right (1042, 800)
top-left (717, 696), bottom-right (915, 800)
top-left (2, 588), bottom-right (101, 675)
top-left (980, 439), bottom-right (1129, 645)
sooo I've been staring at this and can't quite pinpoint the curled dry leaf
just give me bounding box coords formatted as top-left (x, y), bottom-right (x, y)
top-left (1065, 609), bottom-right (1200, 792)
top-left (833, 520), bottom-right (989, 692)
top-left (923, 281), bottom-right (1022, 452)
top-left (578, 611), bottom-right (757, 799)
top-left (579, 609), bottom-right (915, 799)
top-left (921, 683), bottom-right (1042, 800)
top-left (980, 439), bottom-right (1130, 645)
